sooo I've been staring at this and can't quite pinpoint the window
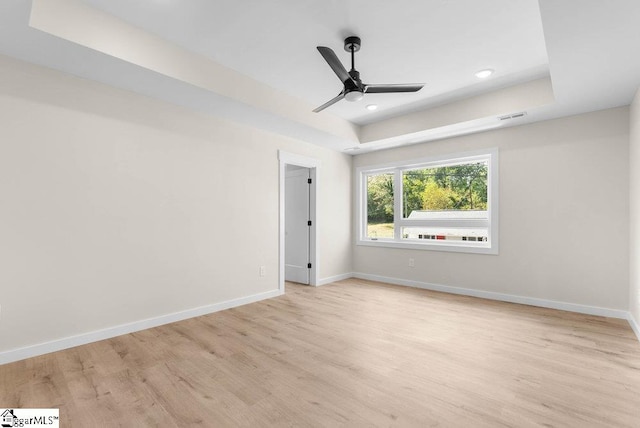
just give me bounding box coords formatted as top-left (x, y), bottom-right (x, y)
top-left (357, 149), bottom-right (498, 254)
top-left (366, 172), bottom-right (394, 239)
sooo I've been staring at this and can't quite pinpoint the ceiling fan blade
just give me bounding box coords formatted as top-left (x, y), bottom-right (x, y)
top-left (317, 46), bottom-right (355, 85)
top-left (364, 83), bottom-right (425, 94)
top-left (313, 92), bottom-right (345, 113)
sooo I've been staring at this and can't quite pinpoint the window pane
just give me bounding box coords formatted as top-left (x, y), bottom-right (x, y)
top-left (402, 227), bottom-right (488, 242)
top-left (366, 173), bottom-right (394, 239)
top-left (402, 161), bottom-right (488, 218)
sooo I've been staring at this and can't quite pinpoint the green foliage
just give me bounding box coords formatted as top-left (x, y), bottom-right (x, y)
top-left (415, 162), bottom-right (488, 212)
top-left (402, 171), bottom-right (426, 217)
top-left (367, 173), bottom-right (394, 223)
top-left (422, 182), bottom-right (457, 210)
top-left (366, 162), bottom-right (488, 226)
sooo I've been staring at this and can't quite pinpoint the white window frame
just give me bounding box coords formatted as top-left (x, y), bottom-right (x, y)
top-left (356, 148), bottom-right (499, 255)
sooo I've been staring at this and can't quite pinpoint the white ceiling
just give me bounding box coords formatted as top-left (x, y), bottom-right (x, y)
top-left (0, 0), bottom-right (639, 153)
top-left (81, 0), bottom-right (550, 125)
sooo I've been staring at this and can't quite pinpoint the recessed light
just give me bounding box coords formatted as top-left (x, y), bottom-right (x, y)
top-left (366, 104), bottom-right (378, 111)
top-left (475, 69), bottom-right (494, 79)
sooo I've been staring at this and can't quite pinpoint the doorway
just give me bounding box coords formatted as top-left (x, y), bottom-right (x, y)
top-left (285, 165), bottom-right (311, 284)
top-left (278, 151), bottom-right (319, 293)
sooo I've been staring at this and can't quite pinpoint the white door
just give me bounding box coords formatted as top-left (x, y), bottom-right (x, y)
top-left (285, 166), bottom-right (310, 284)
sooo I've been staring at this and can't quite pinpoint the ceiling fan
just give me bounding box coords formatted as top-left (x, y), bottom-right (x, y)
top-left (313, 36), bottom-right (424, 113)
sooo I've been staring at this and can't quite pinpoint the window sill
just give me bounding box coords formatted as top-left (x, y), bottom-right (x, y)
top-left (356, 239), bottom-right (498, 255)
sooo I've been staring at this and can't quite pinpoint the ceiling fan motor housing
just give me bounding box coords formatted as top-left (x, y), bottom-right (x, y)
top-left (348, 69), bottom-right (362, 86)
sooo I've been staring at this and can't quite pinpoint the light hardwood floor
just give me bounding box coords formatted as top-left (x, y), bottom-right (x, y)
top-left (1, 279), bottom-right (640, 427)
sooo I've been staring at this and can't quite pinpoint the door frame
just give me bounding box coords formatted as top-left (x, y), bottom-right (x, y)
top-left (284, 166), bottom-right (311, 285)
top-left (279, 150), bottom-right (320, 292)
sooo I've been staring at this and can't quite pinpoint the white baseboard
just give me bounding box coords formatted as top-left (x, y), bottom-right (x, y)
top-left (4, 275), bottom-right (637, 366)
top-left (629, 313), bottom-right (640, 342)
top-left (0, 289), bottom-right (283, 366)
top-left (352, 273), bottom-right (630, 320)
top-left (316, 273), bottom-right (354, 286)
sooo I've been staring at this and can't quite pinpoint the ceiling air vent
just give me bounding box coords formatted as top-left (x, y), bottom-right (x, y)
top-left (498, 112), bottom-right (527, 121)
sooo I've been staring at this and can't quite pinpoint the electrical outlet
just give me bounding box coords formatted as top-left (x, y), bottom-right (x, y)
top-left (259, 266), bottom-right (266, 277)
top-left (408, 258), bottom-right (415, 268)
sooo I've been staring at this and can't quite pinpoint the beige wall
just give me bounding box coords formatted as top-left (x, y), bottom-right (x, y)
top-left (0, 51), bottom-right (634, 357)
top-left (353, 108), bottom-right (630, 310)
top-left (630, 89), bottom-right (640, 325)
top-left (0, 56), bottom-right (352, 353)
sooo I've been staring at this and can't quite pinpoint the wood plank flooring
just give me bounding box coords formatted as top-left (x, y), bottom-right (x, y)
top-left (1, 278), bottom-right (640, 427)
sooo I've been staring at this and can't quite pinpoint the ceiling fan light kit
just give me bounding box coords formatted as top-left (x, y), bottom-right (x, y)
top-left (313, 36), bottom-right (424, 113)
top-left (345, 90), bottom-right (364, 102)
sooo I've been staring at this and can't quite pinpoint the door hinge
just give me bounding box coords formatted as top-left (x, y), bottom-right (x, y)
top-left (307, 178), bottom-right (312, 184)
top-left (307, 263), bottom-right (312, 269)
top-left (307, 220), bottom-right (312, 226)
